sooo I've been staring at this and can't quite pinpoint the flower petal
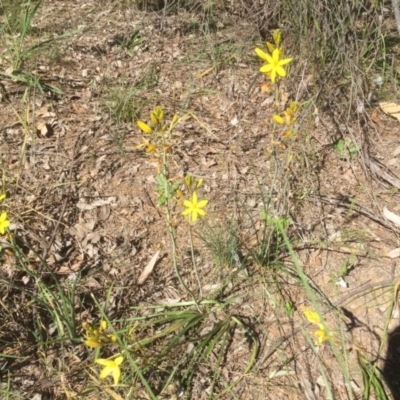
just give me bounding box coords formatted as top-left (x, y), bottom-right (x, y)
top-left (0, 194), bottom-right (5, 202)
top-left (276, 66), bottom-right (286, 77)
top-left (137, 121), bottom-right (153, 134)
top-left (196, 200), bottom-right (208, 208)
top-left (191, 192), bottom-right (198, 204)
top-left (100, 366), bottom-right (113, 379)
top-left (284, 130), bottom-right (294, 138)
top-left (192, 210), bottom-right (198, 222)
top-left (315, 329), bottom-right (329, 344)
top-left (255, 48), bottom-right (271, 62)
top-left (270, 69), bottom-right (277, 83)
top-left (183, 200), bottom-right (193, 208)
top-left (301, 307), bottom-right (321, 325)
top-left (273, 115), bottom-right (285, 124)
top-left (145, 143), bottom-right (156, 153)
top-left (182, 208), bottom-right (192, 216)
top-left (113, 366), bottom-right (121, 385)
top-left (114, 356), bottom-right (124, 366)
top-left (272, 48), bottom-right (280, 63)
top-left (85, 337), bottom-right (102, 348)
top-left (95, 358), bottom-right (112, 366)
top-left (273, 29), bottom-right (281, 46)
top-left (260, 64), bottom-right (273, 73)
top-left (197, 209), bottom-right (206, 217)
top-left (266, 42), bottom-right (275, 53)
top-left (278, 57), bottom-right (293, 66)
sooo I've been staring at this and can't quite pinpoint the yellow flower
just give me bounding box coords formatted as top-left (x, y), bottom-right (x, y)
top-left (314, 328), bottom-right (329, 345)
top-left (137, 120), bottom-right (153, 134)
top-left (0, 212), bottom-right (10, 234)
top-left (83, 320), bottom-right (117, 348)
top-left (266, 32), bottom-right (282, 54)
top-left (273, 102), bottom-right (298, 139)
top-left (301, 307), bottom-right (322, 325)
top-left (257, 48), bottom-right (293, 83)
top-left (169, 113), bottom-right (179, 129)
top-left (273, 29), bottom-right (282, 46)
top-left (85, 336), bottom-right (102, 348)
top-left (273, 114), bottom-right (285, 124)
top-left (182, 192), bottom-right (208, 223)
top-left (150, 106), bottom-right (164, 125)
top-left (95, 356), bottom-right (124, 385)
top-left (301, 307), bottom-right (330, 345)
top-left (184, 174), bottom-right (194, 189)
top-left (133, 140), bottom-right (157, 153)
top-left (283, 129), bottom-right (294, 139)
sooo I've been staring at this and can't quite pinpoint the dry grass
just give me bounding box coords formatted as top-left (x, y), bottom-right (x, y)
top-left (1, 0), bottom-right (400, 399)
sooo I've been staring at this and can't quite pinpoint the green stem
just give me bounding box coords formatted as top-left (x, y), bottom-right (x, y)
top-left (188, 225), bottom-right (203, 297)
top-left (161, 150), bottom-right (200, 311)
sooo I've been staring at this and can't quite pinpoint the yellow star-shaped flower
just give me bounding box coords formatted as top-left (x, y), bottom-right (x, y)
top-left (255, 48), bottom-right (293, 83)
top-left (182, 192), bottom-right (208, 223)
top-left (95, 356), bottom-right (124, 385)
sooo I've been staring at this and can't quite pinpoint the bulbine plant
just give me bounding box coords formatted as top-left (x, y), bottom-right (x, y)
top-left (134, 106), bottom-right (209, 299)
top-left (83, 300), bottom-right (258, 397)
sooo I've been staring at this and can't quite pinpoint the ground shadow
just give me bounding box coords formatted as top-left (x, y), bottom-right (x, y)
top-left (382, 325), bottom-right (400, 400)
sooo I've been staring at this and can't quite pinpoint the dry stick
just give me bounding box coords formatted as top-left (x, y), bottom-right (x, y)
top-left (392, 0), bottom-right (400, 36)
top-left (314, 195), bottom-right (400, 233)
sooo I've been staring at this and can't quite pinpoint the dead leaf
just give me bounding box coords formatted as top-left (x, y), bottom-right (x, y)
top-left (72, 102), bottom-right (88, 114)
top-left (261, 83), bottom-right (272, 92)
top-left (36, 104), bottom-right (56, 118)
top-left (98, 204), bottom-right (111, 221)
top-left (387, 248), bottom-right (400, 259)
top-left (393, 146), bottom-right (400, 157)
top-left (36, 121), bottom-right (48, 136)
top-left (364, 154), bottom-right (400, 189)
top-left (371, 107), bottom-right (383, 126)
top-left (57, 262), bottom-right (82, 274)
top-left (77, 197), bottom-right (117, 210)
top-left (379, 102), bottom-right (400, 122)
top-left (383, 207), bottom-right (400, 227)
top-left (138, 251), bottom-right (160, 284)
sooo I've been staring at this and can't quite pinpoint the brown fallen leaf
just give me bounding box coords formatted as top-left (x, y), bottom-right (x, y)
top-left (36, 121), bottom-right (48, 136)
top-left (57, 261), bottom-right (82, 274)
top-left (76, 197), bottom-right (116, 210)
top-left (138, 251), bottom-right (160, 285)
top-left (379, 101), bottom-right (400, 122)
top-left (364, 153), bottom-right (400, 189)
top-left (371, 107), bottom-right (383, 126)
top-left (383, 207), bottom-right (400, 227)
top-left (72, 102), bottom-right (88, 114)
top-left (387, 248), bottom-right (400, 259)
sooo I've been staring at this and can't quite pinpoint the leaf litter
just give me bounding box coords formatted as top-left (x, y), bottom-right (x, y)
top-left (0, 1), bottom-right (400, 399)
